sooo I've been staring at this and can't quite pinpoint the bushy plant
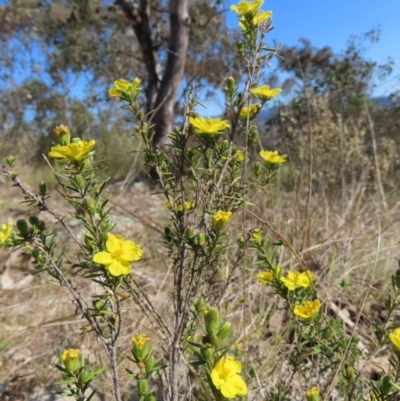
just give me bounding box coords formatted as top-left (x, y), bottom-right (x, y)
top-left (2, 2), bottom-right (400, 401)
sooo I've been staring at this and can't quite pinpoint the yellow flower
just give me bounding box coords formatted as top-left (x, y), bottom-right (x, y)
top-left (210, 355), bottom-right (248, 398)
top-left (0, 222), bottom-right (12, 246)
top-left (189, 116), bottom-right (230, 135)
top-left (93, 233), bottom-right (143, 276)
top-left (230, 0), bottom-right (263, 16)
top-left (48, 139), bottom-right (96, 162)
top-left (109, 78), bottom-right (141, 97)
top-left (259, 150), bottom-right (287, 164)
top-left (281, 270), bottom-right (315, 291)
top-left (389, 328), bottom-right (400, 349)
top-left (251, 228), bottom-right (262, 240)
top-left (62, 348), bottom-right (81, 371)
top-left (258, 271), bottom-right (273, 285)
top-left (293, 299), bottom-right (321, 319)
top-left (165, 200), bottom-right (194, 212)
top-left (239, 104), bottom-right (261, 119)
top-left (239, 10), bottom-right (272, 29)
top-left (62, 348), bottom-right (80, 362)
top-left (305, 386), bottom-right (320, 401)
top-left (212, 210), bottom-right (232, 231)
top-left (131, 333), bottom-right (150, 347)
top-left (250, 85), bottom-right (282, 101)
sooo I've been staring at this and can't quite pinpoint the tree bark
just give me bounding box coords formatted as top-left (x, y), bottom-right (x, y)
top-left (152, 0), bottom-right (190, 148)
top-left (116, 0), bottom-right (190, 149)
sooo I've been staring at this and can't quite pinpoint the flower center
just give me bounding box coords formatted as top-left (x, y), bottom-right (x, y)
top-left (114, 247), bottom-right (125, 258)
top-left (220, 367), bottom-right (231, 379)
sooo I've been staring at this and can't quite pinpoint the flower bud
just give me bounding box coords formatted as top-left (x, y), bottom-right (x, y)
top-left (200, 345), bottom-right (213, 361)
top-left (39, 181), bottom-right (47, 197)
top-left (253, 161), bottom-right (262, 176)
top-left (84, 236), bottom-right (95, 252)
top-left (29, 215), bottom-right (40, 227)
top-left (17, 219), bottom-right (29, 235)
top-left (217, 322), bottom-right (232, 340)
top-left (227, 77), bottom-right (235, 93)
top-left (54, 124), bottom-right (71, 145)
top-left (85, 198), bottom-right (96, 215)
top-left (249, 130), bottom-right (259, 144)
top-left (145, 355), bottom-right (156, 371)
top-left (133, 343), bottom-right (150, 360)
top-left (138, 379), bottom-right (149, 396)
top-left (196, 233), bottom-right (205, 246)
top-left (92, 298), bottom-right (102, 311)
top-left (145, 391), bottom-right (157, 401)
top-left (195, 298), bottom-right (206, 313)
top-left (205, 307), bottom-right (220, 335)
top-left (220, 140), bottom-right (229, 153)
top-left (185, 227), bottom-right (194, 240)
top-left (75, 175), bottom-right (84, 188)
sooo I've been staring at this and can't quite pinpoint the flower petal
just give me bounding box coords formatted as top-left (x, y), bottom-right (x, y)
top-left (93, 251), bottom-right (114, 265)
top-left (109, 88), bottom-right (121, 96)
top-left (121, 240), bottom-right (143, 261)
top-left (108, 259), bottom-right (132, 276)
top-left (106, 233), bottom-right (121, 253)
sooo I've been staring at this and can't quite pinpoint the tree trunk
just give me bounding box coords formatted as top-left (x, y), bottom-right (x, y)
top-left (152, 0), bottom-right (190, 148)
top-left (116, 0), bottom-right (190, 149)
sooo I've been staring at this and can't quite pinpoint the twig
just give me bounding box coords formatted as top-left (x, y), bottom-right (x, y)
top-left (2, 166), bottom-right (88, 256)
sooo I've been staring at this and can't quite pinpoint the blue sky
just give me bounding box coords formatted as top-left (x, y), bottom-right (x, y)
top-left (226, 0), bottom-right (400, 96)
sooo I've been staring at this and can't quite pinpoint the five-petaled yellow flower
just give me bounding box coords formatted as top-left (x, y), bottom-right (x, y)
top-left (281, 270), bottom-right (315, 291)
top-left (389, 328), bottom-right (400, 349)
top-left (293, 299), bottom-right (321, 319)
top-left (239, 104), bottom-right (261, 119)
top-left (131, 333), bottom-right (150, 347)
top-left (230, 0), bottom-right (263, 16)
top-left (250, 85), bottom-right (282, 101)
top-left (48, 139), bottom-right (96, 162)
top-left (62, 348), bottom-right (80, 362)
top-left (109, 78), bottom-right (141, 97)
top-left (305, 386), bottom-right (320, 401)
top-left (93, 233), bottom-right (143, 276)
top-left (212, 210), bottom-right (232, 231)
top-left (259, 150), bottom-right (287, 164)
top-left (0, 222), bottom-right (12, 247)
top-left (189, 116), bottom-right (230, 135)
top-left (239, 10), bottom-right (272, 29)
top-left (258, 271), bottom-right (273, 285)
top-left (210, 355), bottom-right (248, 399)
